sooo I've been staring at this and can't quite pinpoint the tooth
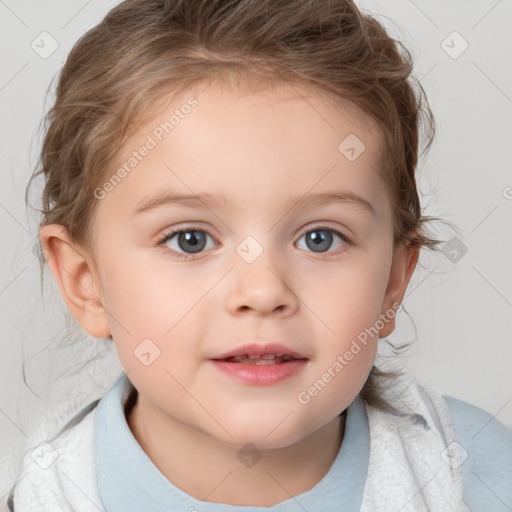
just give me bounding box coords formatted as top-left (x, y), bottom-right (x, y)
top-left (232, 355), bottom-right (244, 362)
top-left (248, 354), bottom-right (260, 359)
top-left (260, 354), bottom-right (276, 360)
top-left (255, 359), bottom-right (279, 365)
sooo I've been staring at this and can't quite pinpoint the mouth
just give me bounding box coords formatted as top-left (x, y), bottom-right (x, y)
top-left (210, 342), bottom-right (308, 365)
top-left (215, 354), bottom-right (305, 365)
top-left (210, 349), bottom-right (309, 385)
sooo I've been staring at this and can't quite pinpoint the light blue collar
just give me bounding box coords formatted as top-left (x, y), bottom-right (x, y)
top-left (94, 371), bottom-right (369, 511)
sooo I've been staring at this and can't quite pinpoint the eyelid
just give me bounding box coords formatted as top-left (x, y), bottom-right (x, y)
top-left (156, 222), bottom-right (353, 260)
top-left (156, 225), bottom-right (219, 261)
top-left (158, 223), bottom-right (351, 242)
top-left (157, 224), bottom-right (219, 245)
top-left (296, 223), bottom-right (352, 243)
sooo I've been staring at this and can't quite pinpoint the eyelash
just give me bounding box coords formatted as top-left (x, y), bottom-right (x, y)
top-left (156, 225), bottom-right (353, 260)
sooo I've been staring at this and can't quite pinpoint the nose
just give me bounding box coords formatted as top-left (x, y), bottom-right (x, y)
top-left (225, 245), bottom-right (299, 317)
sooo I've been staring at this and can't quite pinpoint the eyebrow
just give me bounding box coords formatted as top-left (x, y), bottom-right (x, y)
top-left (131, 190), bottom-right (376, 218)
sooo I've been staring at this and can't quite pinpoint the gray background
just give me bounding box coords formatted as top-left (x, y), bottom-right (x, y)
top-left (1, 0), bottom-right (511, 505)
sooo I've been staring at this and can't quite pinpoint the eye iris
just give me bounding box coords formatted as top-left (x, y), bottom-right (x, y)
top-left (178, 231), bottom-right (206, 253)
top-left (306, 229), bottom-right (332, 252)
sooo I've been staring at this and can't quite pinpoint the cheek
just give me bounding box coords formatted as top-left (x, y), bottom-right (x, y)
top-left (99, 250), bottom-right (183, 326)
top-left (99, 251), bottom-right (211, 367)
top-left (296, 251), bottom-right (392, 344)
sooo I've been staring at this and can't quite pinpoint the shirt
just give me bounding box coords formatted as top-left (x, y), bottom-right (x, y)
top-left (8, 371), bottom-right (512, 511)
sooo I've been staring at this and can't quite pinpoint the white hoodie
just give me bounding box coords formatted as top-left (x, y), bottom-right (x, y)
top-left (7, 372), bottom-right (512, 512)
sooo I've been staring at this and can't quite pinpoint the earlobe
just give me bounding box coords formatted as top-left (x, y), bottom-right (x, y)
top-left (379, 243), bottom-right (420, 338)
top-left (39, 224), bottom-right (111, 339)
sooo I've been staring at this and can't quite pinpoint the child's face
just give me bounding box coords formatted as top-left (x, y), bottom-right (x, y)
top-left (50, 80), bottom-right (417, 449)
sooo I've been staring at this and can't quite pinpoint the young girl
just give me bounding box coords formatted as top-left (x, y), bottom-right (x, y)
top-left (8, 0), bottom-right (511, 510)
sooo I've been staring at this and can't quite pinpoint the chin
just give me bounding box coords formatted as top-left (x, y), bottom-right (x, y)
top-left (212, 422), bottom-right (309, 451)
top-left (221, 435), bottom-right (299, 452)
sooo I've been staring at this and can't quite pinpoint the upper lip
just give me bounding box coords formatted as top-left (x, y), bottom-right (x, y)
top-left (210, 342), bottom-right (308, 360)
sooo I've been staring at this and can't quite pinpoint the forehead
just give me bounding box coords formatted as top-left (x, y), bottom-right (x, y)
top-left (99, 79), bottom-right (389, 221)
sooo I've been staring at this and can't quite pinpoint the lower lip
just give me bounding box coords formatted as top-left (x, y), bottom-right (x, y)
top-left (210, 359), bottom-right (308, 385)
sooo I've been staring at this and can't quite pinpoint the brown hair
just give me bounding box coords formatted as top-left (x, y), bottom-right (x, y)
top-left (28, 0), bottom-right (443, 414)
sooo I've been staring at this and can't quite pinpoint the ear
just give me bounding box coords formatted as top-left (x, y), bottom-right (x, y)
top-left (39, 224), bottom-right (111, 339)
top-left (379, 243), bottom-right (420, 338)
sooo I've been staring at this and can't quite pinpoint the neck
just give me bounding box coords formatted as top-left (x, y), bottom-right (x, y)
top-left (126, 390), bottom-right (345, 507)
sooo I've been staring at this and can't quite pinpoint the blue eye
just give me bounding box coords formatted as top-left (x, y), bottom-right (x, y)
top-left (157, 228), bottom-right (217, 258)
top-left (295, 227), bottom-right (350, 253)
top-left (157, 225), bottom-right (351, 260)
